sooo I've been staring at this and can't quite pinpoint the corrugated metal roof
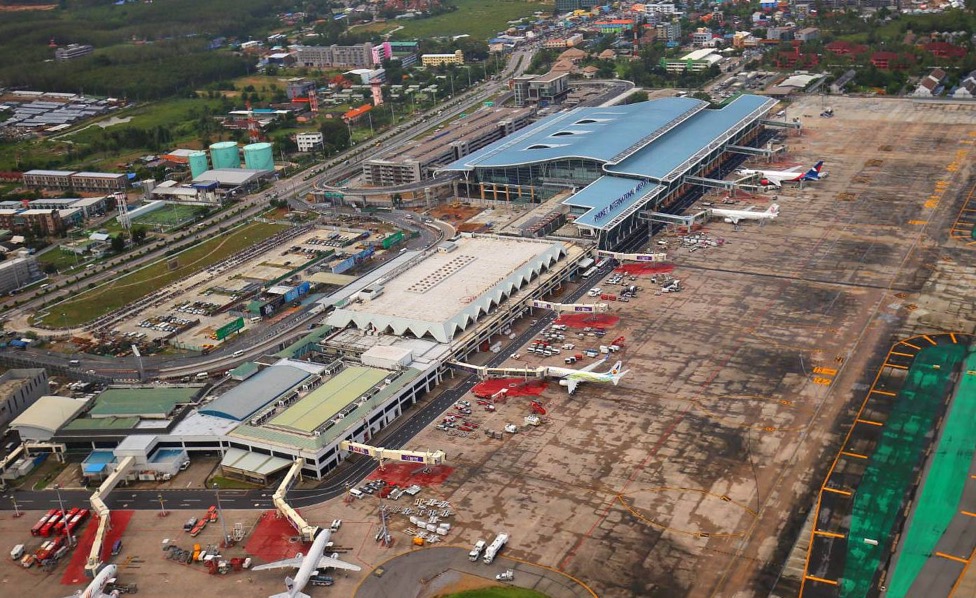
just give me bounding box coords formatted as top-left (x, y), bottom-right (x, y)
top-left (439, 98), bottom-right (707, 170)
top-left (605, 94), bottom-right (776, 182)
top-left (201, 365), bottom-right (311, 421)
top-left (220, 447), bottom-right (292, 476)
top-left (10, 396), bottom-right (87, 433)
top-left (270, 366), bottom-right (388, 433)
top-left (89, 386), bottom-right (201, 417)
top-left (564, 176), bottom-right (663, 229)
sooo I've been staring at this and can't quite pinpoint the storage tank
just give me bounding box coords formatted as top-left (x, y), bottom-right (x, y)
top-left (243, 142), bottom-right (274, 171)
top-left (188, 151), bottom-right (209, 178)
top-left (209, 141), bottom-right (240, 169)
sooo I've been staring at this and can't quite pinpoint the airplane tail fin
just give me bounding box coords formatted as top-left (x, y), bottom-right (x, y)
top-left (767, 204), bottom-right (780, 216)
top-left (611, 370), bottom-right (628, 386)
top-left (803, 161), bottom-right (824, 180)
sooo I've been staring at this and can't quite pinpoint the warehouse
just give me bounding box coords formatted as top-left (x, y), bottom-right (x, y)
top-left (440, 94), bottom-right (777, 249)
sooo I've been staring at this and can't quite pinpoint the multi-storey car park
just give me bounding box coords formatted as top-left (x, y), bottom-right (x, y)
top-left (439, 94), bottom-right (777, 250)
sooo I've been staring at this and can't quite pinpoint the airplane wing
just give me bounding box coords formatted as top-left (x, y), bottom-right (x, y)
top-left (578, 356), bottom-right (609, 374)
top-left (564, 378), bottom-right (580, 395)
top-left (251, 556), bottom-right (305, 571)
top-left (317, 555), bottom-right (362, 572)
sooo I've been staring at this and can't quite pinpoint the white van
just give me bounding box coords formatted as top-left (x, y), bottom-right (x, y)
top-left (194, 372), bottom-right (208, 380)
top-left (348, 488), bottom-right (364, 499)
top-left (11, 545), bottom-right (24, 560)
top-left (232, 350), bottom-right (244, 358)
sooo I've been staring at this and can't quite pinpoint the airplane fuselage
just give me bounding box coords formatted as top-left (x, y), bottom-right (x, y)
top-left (290, 530), bottom-right (332, 597)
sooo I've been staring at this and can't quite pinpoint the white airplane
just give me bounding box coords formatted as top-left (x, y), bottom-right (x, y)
top-left (737, 160), bottom-right (826, 188)
top-left (545, 358), bottom-right (628, 395)
top-left (710, 204), bottom-right (779, 225)
top-left (64, 564), bottom-right (118, 598)
top-left (253, 529), bottom-right (361, 598)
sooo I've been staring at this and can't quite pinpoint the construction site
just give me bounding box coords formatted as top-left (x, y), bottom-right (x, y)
top-left (3, 94), bottom-right (976, 598)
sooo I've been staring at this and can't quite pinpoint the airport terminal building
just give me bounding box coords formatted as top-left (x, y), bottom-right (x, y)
top-left (44, 235), bottom-right (592, 480)
top-left (440, 94), bottom-right (776, 249)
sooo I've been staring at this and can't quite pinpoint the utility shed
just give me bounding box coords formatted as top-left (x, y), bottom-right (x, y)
top-left (361, 345), bottom-right (414, 370)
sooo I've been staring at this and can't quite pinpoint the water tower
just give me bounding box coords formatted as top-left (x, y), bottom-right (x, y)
top-left (209, 141), bottom-right (240, 169)
top-left (243, 142), bottom-right (274, 171)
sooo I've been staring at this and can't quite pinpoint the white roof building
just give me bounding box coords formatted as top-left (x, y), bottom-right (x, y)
top-left (10, 396), bottom-right (88, 441)
top-left (327, 235), bottom-right (568, 343)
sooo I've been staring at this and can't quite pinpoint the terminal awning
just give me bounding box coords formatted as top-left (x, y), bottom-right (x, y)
top-left (220, 447), bottom-right (292, 483)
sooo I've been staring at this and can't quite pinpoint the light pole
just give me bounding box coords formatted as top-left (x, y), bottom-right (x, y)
top-left (11, 496), bottom-right (21, 518)
top-left (213, 482), bottom-right (229, 547)
top-left (157, 493), bottom-right (167, 517)
top-left (54, 484), bottom-right (74, 546)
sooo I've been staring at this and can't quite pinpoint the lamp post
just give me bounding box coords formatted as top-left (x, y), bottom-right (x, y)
top-left (213, 482), bottom-right (229, 547)
top-left (157, 493), bottom-right (167, 518)
top-left (54, 484), bottom-right (74, 546)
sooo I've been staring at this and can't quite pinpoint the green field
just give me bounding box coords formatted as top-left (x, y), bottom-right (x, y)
top-left (133, 203), bottom-right (203, 229)
top-left (37, 221), bottom-right (286, 327)
top-left (444, 588), bottom-right (550, 598)
top-left (358, 0), bottom-right (547, 40)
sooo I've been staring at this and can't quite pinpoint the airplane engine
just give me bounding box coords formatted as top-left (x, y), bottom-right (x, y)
top-left (759, 178), bottom-right (771, 186)
top-left (558, 380), bottom-right (570, 387)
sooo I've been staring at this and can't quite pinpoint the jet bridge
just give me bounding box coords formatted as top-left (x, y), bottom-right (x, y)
top-left (85, 455), bottom-right (135, 577)
top-left (447, 361), bottom-right (546, 381)
top-left (760, 119), bottom-right (802, 129)
top-left (339, 441), bottom-right (446, 469)
top-left (596, 250), bottom-right (668, 263)
top-left (530, 299), bottom-right (609, 313)
top-left (641, 210), bottom-right (711, 230)
top-left (727, 144), bottom-right (779, 157)
top-left (272, 458), bottom-right (318, 542)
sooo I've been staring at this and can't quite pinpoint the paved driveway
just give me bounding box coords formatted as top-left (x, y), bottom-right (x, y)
top-left (356, 546), bottom-right (596, 598)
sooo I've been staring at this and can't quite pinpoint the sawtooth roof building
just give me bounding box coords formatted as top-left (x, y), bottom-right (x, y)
top-left (326, 236), bottom-right (569, 343)
top-left (440, 94), bottom-right (777, 250)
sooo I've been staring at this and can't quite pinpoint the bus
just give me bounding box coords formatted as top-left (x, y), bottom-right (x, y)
top-left (31, 509), bottom-right (58, 536)
top-left (580, 266), bottom-right (598, 280)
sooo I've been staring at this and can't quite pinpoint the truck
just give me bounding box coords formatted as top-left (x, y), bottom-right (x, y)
top-left (31, 509), bottom-right (58, 536)
top-left (468, 540), bottom-right (486, 561)
top-left (482, 533), bottom-right (509, 564)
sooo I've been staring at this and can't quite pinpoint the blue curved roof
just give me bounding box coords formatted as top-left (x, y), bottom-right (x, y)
top-left (441, 97), bottom-right (708, 170)
top-left (606, 94), bottom-right (776, 181)
top-left (565, 176), bottom-right (663, 229)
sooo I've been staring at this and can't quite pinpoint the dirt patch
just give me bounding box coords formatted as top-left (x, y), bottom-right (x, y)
top-left (427, 203), bottom-right (483, 224)
top-left (457, 222), bottom-right (487, 233)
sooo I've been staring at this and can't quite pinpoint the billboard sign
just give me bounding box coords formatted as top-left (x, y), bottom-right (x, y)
top-left (297, 281), bottom-right (311, 296)
top-left (399, 454), bottom-right (425, 463)
top-left (284, 288), bottom-right (299, 303)
top-left (634, 253), bottom-right (668, 262)
top-left (348, 444), bottom-right (370, 456)
top-left (260, 303), bottom-right (276, 317)
top-left (215, 317), bottom-right (245, 340)
top-left (573, 305), bottom-right (595, 313)
top-left (531, 300), bottom-right (555, 310)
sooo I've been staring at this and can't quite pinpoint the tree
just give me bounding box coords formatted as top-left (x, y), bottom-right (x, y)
top-left (319, 119), bottom-right (351, 152)
top-left (131, 225), bottom-right (148, 244)
top-left (110, 234), bottom-right (126, 253)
